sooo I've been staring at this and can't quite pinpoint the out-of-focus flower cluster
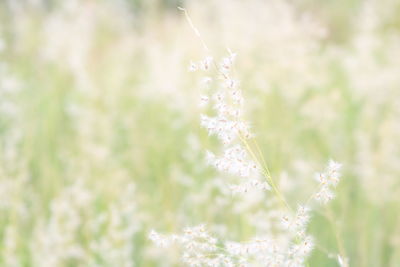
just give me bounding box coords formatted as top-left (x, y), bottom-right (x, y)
top-left (151, 39), bottom-right (343, 265)
top-left (0, 0), bottom-right (399, 266)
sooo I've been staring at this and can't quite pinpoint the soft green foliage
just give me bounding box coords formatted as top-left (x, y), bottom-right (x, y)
top-left (0, 0), bottom-right (399, 266)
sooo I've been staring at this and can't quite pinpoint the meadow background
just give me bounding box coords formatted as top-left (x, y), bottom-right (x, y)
top-left (0, 0), bottom-right (399, 266)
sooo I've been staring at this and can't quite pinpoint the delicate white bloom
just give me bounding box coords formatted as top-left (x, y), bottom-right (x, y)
top-left (201, 114), bottom-right (252, 144)
top-left (326, 160), bottom-right (342, 186)
top-left (200, 56), bottom-right (213, 71)
top-left (152, 8), bottom-right (345, 262)
top-left (230, 179), bottom-right (271, 194)
top-left (314, 160), bottom-right (342, 204)
top-left (188, 61), bottom-right (198, 72)
top-left (231, 89), bottom-right (243, 105)
top-left (220, 52), bottom-right (237, 73)
top-left (207, 144), bottom-right (259, 178)
top-left (149, 230), bottom-right (174, 248)
top-left (281, 205), bottom-right (311, 234)
top-left (226, 238), bottom-right (272, 256)
top-left (315, 186), bottom-right (335, 204)
top-left (150, 225), bottom-right (233, 266)
top-left (289, 235), bottom-right (314, 258)
top-left (293, 205), bottom-right (311, 230)
top-left (281, 213), bottom-right (292, 229)
top-left (224, 78), bottom-right (239, 89)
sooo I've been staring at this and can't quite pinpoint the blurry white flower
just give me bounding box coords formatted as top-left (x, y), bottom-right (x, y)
top-left (200, 56), bottom-right (213, 71)
top-left (188, 61), bottom-right (198, 72)
top-left (314, 160), bottom-right (342, 204)
top-left (200, 76), bottom-right (212, 87)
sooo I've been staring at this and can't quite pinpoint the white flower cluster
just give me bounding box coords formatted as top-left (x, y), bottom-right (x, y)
top-left (150, 204), bottom-right (315, 266)
top-left (200, 114), bottom-right (250, 145)
top-left (314, 160), bottom-right (342, 204)
top-left (229, 179), bottom-right (271, 194)
top-left (226, 238), bottom-right (273, 256)
top-left (150, 8), bottom-right (345, 265)
top-left (195, 52), bottom-right (268, 194)
top-left (32, 181), bottom-right (138, 267)
top-left (286, 236), bottom-right (315, 266)
top-left (150, 225), bottom-right (309, 267)
top-left (222, 235), bottom-right (314, 267)
top-left (150, 225), bottom-right (238, 266)
top-left (281, 206), bottom-right (311, 235)
top-left (206, 146), bottom-right (257, 178)
top-left (149, 48), bottom-right (345, 265)
top-left (189, 56), bottom-right (214, 72)
top-left (151, 48), bottom-right (344, 264)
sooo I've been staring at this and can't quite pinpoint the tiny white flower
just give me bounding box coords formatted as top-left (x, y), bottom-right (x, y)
top-left (200, 56), bottom-right (213, 71)
top-left (188, 61), bottom-right (198, 72)
top-left (225, 78), bottom-right (238, 89)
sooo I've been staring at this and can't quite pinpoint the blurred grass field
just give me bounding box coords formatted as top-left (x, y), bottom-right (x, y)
top-left (0, 0), bottom-right (399, 266)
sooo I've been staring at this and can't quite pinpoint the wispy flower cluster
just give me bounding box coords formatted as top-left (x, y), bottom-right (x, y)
top-left (149, 5), bottom-right (348, 266)
top-left (314, 160), bottom-right (342, 204)
top-left (194, 51), bottom-right (270, 194)
top-left (150, 224), bottom-right (311, 266)
top-left (150, 225), bottom-right (239, 266)
top-left (226, 234), bottom-right (314, 267)
top-left (151, 222), bottom-right (315, 266)
top-left (32, 181), bottom-right (139, 267)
